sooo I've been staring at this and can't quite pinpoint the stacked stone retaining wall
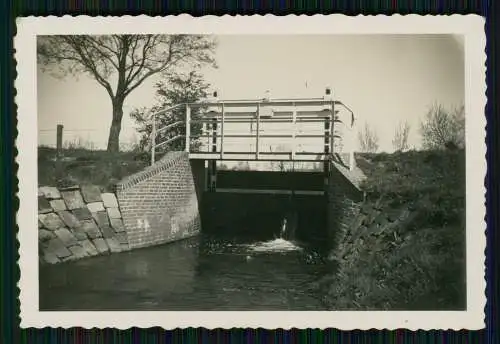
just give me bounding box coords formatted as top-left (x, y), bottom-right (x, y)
top-left (38, 184), bottom-right (129, 264)
top-left (327, 159), bottom-right (415, 263)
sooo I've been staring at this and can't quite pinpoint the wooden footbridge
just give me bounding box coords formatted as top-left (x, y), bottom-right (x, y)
top-left (149, 89), bottom-right (358, 194)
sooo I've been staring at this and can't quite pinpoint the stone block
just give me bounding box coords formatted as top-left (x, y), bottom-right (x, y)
top-left (351, 225), bottom-right (367, 242)
top-left (61, 190), bottom-right (85, 210)
top-left (39, 213), bottom-right (65, 231)
top-left (80, 220), bottom-right (102, 239)
top-left (100, 224), bottom-right (115, 239)
top-left (387, 208), bottom-right (402, 222)
top-left (69, 227), bottom-right (88, 241)
top-left (45, 238), bottom-right (72, 258)
top-left (49, 199), bottom-right (67, 212)
top-left (59, 185), bottom-right (80, 191)
top-left (378, 220), bottom-right (396, 235)
top-left (80, 239), bottom-right (99, 256)
top-left (101, 193), bottom-right (118, 208)
top-left (42, 251), bottom-right (60, 264)
top-left (92, 238), bottom-right (109, 254)
top-left (93, 211), bottom-right (110, 228)
top-left (349, 214), bottom-right (365, 231)
top-left (110, 218), bottom-right (126, 232)
top-left (68, 244), bottom-right (88, 259)
top-left (38, 196), bottom-right (52, 214)
top-left (72, 207), bottom-right (93, 221)
top-left (38, 186), bottom-right (61, 199)
top-left (106, 207), bottom-right (121, 219)
top-left (105, 237), bottom-right (122, 253)
top-left (38, 220), bottom-right (43, 228)
top-left (365, 209), bottom-right (381, 225)
top-left (399, 209), bottom-right (411, 221)
top-left (81, 184), bottom-right (102, 203)
top-left (57, 210), bottom-right (81, 228)
top-left (62, 255), bottom-right (78, 262)
top-left (54, 227), bottom-right (78, 247)
top-left (361, 203), bottom-right (372, 215)
top-left (39, 229), bottom-right (55, 242)
top-left (366, 223), bottom-right (380, 235)
top-left (120, 243), bottom-right (130, 252)
top-left (375, 214), bottom-right (389, 226)
top-left (114, 232), bottom-right (128, 245)
top-left (87, 202), bottom-right (105, 213)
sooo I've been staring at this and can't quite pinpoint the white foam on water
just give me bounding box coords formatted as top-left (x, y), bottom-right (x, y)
top-left (248, 238), bottom-right (302, 253)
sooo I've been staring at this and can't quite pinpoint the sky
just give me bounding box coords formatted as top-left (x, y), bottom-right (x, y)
top-left (37, 34), bottom-right (464, 152)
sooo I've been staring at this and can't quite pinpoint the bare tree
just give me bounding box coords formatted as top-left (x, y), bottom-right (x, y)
top-left (358, 122), bottom-right (379, 153)
top-left (392, 120), bottom-right (411, 152)
top-left (420, 103), bottom-right (465, 149)
top-left (38, 35), bottom-right (216, 152)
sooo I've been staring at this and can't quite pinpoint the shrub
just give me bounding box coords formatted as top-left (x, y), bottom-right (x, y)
top-left (324, 149), bottom-right (466, 310)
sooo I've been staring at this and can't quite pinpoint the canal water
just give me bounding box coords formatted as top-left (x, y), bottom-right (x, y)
top-left (39, 194), bottom-right (333, 311)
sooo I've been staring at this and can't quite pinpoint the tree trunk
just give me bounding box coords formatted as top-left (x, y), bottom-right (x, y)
top-left (107, 97), bottom-right (124, 153)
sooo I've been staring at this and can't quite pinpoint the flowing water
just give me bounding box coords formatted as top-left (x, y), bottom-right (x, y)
top-left (39, 196), bottom-right (332, 311)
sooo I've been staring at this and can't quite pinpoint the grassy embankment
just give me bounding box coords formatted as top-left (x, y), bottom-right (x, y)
top-left (38, 146), bottom-right (152, 191)
top-left (324, 149), bottom-right (466, 310)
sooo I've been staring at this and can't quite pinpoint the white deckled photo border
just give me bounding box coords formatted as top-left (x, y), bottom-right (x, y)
top-left (16, 14), bottom-right (487, 330)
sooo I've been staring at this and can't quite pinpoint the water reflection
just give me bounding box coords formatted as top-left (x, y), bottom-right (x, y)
top-left (40, 231), bottom-right (330, 310)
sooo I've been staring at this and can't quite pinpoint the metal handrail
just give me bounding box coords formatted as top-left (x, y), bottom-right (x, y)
top-left (155, 135), bottom-right (185, 150)
top-left (156, 120), bottom-right (184, 134)
top-left (150, 96), bottom-right (355, 165)
top-left (188, 99), bottom-right (343, 108)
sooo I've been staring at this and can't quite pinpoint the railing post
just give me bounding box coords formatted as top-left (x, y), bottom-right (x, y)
top-left (151, 114), bottom-right (156, 166)
top-left (256, 103), bottom-right (260, 160)
top-left (220, 103), bottom-right (225, 160)
top-left (331, 99), bottom-right (335, 155)
top-left (185, 104), bottom-right (191, 153)
top-left (323, 111), bottom-right (330, 186)
top-left (291, 103), bottom-right (296, 160)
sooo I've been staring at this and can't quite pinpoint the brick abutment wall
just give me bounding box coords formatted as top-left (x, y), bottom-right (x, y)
top-left (38, 184), bottom-right (129, 264)
top-left (116, 151), bottom-right (201, 249)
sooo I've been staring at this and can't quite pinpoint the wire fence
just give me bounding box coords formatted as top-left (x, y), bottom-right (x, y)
top-left (38, 125), bottom-right (149, 189)
top-left (38, 127), bottom-right (140, 152)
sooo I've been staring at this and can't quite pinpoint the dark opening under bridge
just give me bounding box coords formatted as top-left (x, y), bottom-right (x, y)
top-left (149, 94), bottom-right (362, 195)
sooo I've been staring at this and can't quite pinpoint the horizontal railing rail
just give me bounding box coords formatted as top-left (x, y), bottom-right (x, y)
top-left (149, 95), bottom-right (355, 165)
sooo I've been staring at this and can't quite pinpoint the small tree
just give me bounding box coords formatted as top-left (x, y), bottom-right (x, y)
top-left (392, 120), bottom-right (411, 152)
top-left (38, 34), bottom-right (216, 152)
top-left (358, 122), bottom-right (380, 153)
top-left (420, 103), bottom-right (465, 149)
top-left (130, 70), bottom-right (210, 153)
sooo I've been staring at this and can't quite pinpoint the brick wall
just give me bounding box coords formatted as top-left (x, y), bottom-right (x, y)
top-left (116, 151), bottom-right (201, 249)
top-left (326, 160), bottom-right (364, 255)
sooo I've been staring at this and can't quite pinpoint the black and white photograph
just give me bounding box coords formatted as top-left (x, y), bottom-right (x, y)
top-left (16, 15), bottom-right (486, 329)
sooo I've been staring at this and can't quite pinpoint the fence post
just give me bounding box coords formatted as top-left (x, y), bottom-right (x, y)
top-left (185, 104), bottom-right (191, 153)
top-left (151, 113), bottom-right (156, 166)
top-left (220, 103), bottom-right (225, 159)
top-left (55, 124), bottom-right (63, 182)
top-left (256, 103), bottom-right (260, 160)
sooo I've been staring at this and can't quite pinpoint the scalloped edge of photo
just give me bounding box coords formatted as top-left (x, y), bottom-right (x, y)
top-left (15, 14), bottom-right (487, 330)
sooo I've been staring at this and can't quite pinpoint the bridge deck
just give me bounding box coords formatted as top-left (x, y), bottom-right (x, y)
top-left (189, 152), bottom-right (329, 161)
